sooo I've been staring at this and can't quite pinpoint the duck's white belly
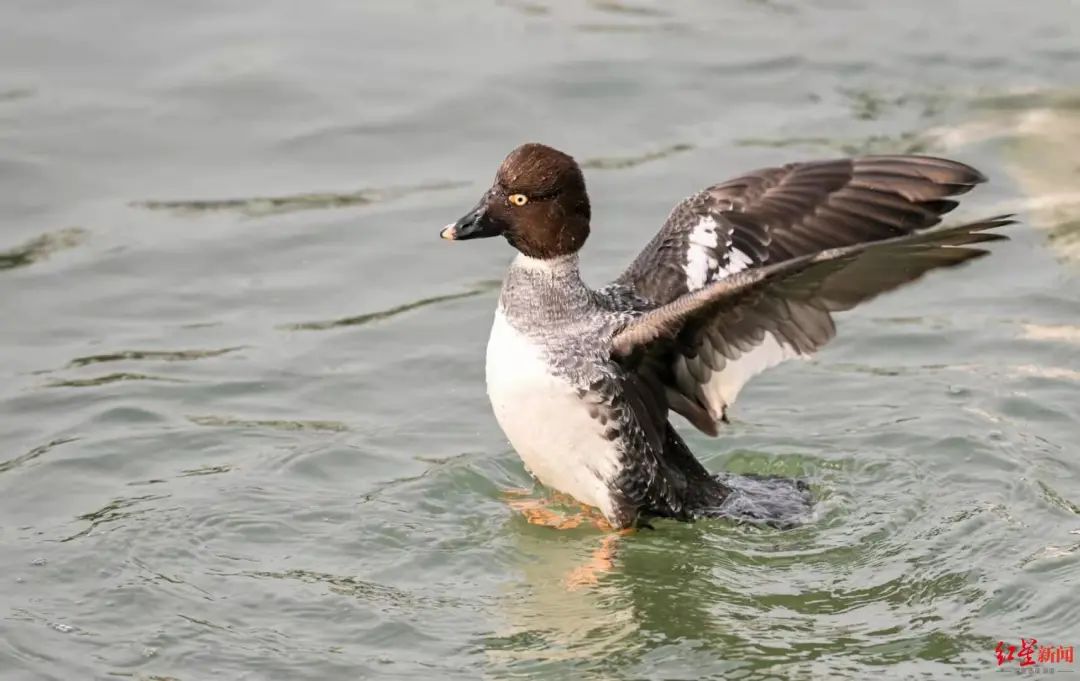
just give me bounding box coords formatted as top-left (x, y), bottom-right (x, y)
top-left (485, 309), bottom-right (621, 520)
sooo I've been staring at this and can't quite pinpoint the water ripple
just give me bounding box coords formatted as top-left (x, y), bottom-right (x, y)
top-left (580, 143), bottom-right (693, 170)
top-left (0, 437), bottom-right (78, 475)
top-left (66, 347), bottom-right (244, 368)
top-left (132, 181), bottom-right (466, 218)
top-left (187, 415), bottom-right (349, 432)
top-left (0, 228), bottom-right (85, 272)
top-left (61, 493), bottom-right (171, 542)
top-left (281, 284), bottom-right (497, 332)
top-left (46, 373), bottom-right (186, 388)
top-left (736, 131), bottom-right (934, 155)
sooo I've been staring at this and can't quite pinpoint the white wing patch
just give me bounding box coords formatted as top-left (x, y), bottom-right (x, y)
top-left (684, 215), bottom-right (754, 292)
top-left (722, 247), bottom-right (754, 278)
top-left (685, 216), bottom-right (720, 290)
top-left (676, 331), bottom-right (805, 422)
top-left (679, 213), bottom-right (790, 424)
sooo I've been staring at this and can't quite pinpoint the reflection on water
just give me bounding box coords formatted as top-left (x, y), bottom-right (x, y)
top-left (486, 533), bottom-right (642, 672)
top-left (483, 448), bottom-right (1022, 678)
top-left (932, 89), bottom-right (1080, 263)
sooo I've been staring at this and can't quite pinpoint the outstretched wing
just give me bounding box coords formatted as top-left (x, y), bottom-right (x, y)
top-left (611, 216), bottom-right (1013, 435)
top-left (616, 155), bottom-right (988, 307)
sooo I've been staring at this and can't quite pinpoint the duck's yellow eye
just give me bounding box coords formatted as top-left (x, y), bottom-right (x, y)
top-left (508, 193), bottom-right (529, 206)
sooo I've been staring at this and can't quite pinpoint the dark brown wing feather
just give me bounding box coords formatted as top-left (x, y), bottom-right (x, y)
top-left (612, 217), bottom-right (1013, 433)
top-left (617, 155), bottom-right (988, 306)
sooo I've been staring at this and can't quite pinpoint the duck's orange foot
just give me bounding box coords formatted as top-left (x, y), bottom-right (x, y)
top-left (563, 529), bottom-right (635, 591)
top-left (507, 496), bottom-right (587, 530)
top-left (523, 506), bottom-right (586, 530)
top-left (502, 486), bottom-right (581, 506)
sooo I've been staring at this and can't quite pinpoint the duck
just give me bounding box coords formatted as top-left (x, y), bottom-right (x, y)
top-left (440, 143), bottom-right (1011, 531)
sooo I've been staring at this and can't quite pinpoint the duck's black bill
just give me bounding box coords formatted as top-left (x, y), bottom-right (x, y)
top-left (440, 195), bottom-right (502, 241)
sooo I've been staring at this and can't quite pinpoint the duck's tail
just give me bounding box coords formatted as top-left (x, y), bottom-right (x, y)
top-left (696, 472), bottom-right (814, 529)
top-left (653, 424), bottom-right (814, 529)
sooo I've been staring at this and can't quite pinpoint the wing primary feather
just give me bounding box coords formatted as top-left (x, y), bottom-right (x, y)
top-left (609, 153), bottom-right (1006, 437)
top-left (611, 215), bottom-right (1013, 359)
